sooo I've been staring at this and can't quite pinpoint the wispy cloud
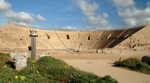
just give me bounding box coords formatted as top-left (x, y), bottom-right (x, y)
top-left (6, 11), bottom-right (34, 23)
top-left (51, 24), bottom-right (78, 31)
top-left (14, 22), bottom-right (29, 26)
top-left (0, 0), bottom-right (11, 13)
top-left (74, 0), bottom-right (111, 30)
top-left (75, 0), bottom-right (99, 16)
top-left (0, 0), bottom-right (46, 26)
top-left (37, 14), bottom-right (46, 21)
top-left (61, 26), bottom-right (78, 31)
top-left (111, 0), bottom-right (150, 27)
top-left (110, 0), bottom-right (135, 8)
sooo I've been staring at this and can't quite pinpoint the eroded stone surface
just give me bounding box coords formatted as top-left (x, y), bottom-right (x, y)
top-left (10, 52), bottom-right (27, 70)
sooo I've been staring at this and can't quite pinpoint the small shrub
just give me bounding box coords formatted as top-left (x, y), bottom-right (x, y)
top-left (114, 58), bottom-right (150, 74)
top-left (114, 61), bottom-right (122, 66)
top-left (102, 75), bottom-right (118, 83)
top-left (122, 58), bottom-right (140, 68)
top-left (135, 62), bottom-right (150, 70)
top-left (36, 56), bottom-right (66, 67)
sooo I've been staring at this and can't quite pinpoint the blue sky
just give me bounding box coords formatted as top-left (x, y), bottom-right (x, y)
top-left (0, 0), bottom-right (150, 31)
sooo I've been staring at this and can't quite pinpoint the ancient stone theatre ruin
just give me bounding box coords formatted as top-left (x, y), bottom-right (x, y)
top-left (0, 23), bottom-right (150, 56)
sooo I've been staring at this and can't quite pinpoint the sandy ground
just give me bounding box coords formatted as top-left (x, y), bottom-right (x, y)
top-left (50, 54), bottom-right (150, 83)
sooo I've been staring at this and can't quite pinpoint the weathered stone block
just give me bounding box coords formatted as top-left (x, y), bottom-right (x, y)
top-left (10, 52), bottom-right (27, 70)
top-left (105, 49), bottom-right (112, 54)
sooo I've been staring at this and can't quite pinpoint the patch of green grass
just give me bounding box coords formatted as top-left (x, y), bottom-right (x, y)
top-left (114, 58), bottom-right (150, 74)
top-left (0, 53), bottom-right (10, 56)
top-left (0, 67), bottom-right (18, 83)
top-left (0, 53), bottom-right (118, 83)
top-left (0, 60), bottom-right (5, 66)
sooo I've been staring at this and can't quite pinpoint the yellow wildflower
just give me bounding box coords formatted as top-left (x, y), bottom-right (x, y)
top-left (32, 60), bottom-right (37, 62)
top-left (67, 64), bottom-right (70, 66)
top-left (37, 71), bottom-right (39, 73)
top-left (64, 64), bottom-right (70, 68)
top-left (64, 65), bottom-right (67, 68)
top-left (15, 76), bottom-right (18, 79)
top-left (20, 76), bottom-right (25, 80)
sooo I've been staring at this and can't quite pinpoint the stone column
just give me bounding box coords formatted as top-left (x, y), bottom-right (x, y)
top-left (30, 29), bottom-right (38, 59)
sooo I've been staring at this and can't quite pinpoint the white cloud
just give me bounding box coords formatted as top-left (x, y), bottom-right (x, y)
top-left (51, 25), bottom-right (78, 31)
top-left (61, 26), bottom-right (78, 31)
top-left (0, 0), bottom-right (46, 26)
top-left (122, 18), bottom-right (137, 27)
top-left (110, 0), bottom-right (134, 8)
top-left (14, 22), bottom-right (29, 26)
top-left (118, 7), bottom-right (150, 18)
top-left (103, 13), bottom-right (109, 18)
top-left (6, 11), bottom-right (34, 23)
top-left (75, 0), bottom-right (99, 16)
top-left (0, 0), bottom-right (11, 12)
top-left (87, 13), bottom-right (109, 25)
top-left (74, 0), bottom-right (111, 30)
top-left (84, 25), bottom-right (113, 31)
top-left (111, 0), bottom-right (150, 27)
top-left (36, 14), bottom-right (46, 21)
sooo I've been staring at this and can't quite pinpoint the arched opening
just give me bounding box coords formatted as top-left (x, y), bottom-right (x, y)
top-left (66, 35), bottom-right (70, 39)
top-left (28, 46), bottom-right (31, 51)
top-left (47, 36), bottom-right (50, 39)
top-left (88, 35), bottom-right (90, 40)
top-left (45, 33), bottom-right (50, 39)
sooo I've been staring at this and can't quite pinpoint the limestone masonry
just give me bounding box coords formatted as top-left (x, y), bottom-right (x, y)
top-left (0, 23), bottom-right (150, 56)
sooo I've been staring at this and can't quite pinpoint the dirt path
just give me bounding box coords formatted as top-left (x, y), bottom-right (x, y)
top-left (50, 54), bottom-right (150, 83)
